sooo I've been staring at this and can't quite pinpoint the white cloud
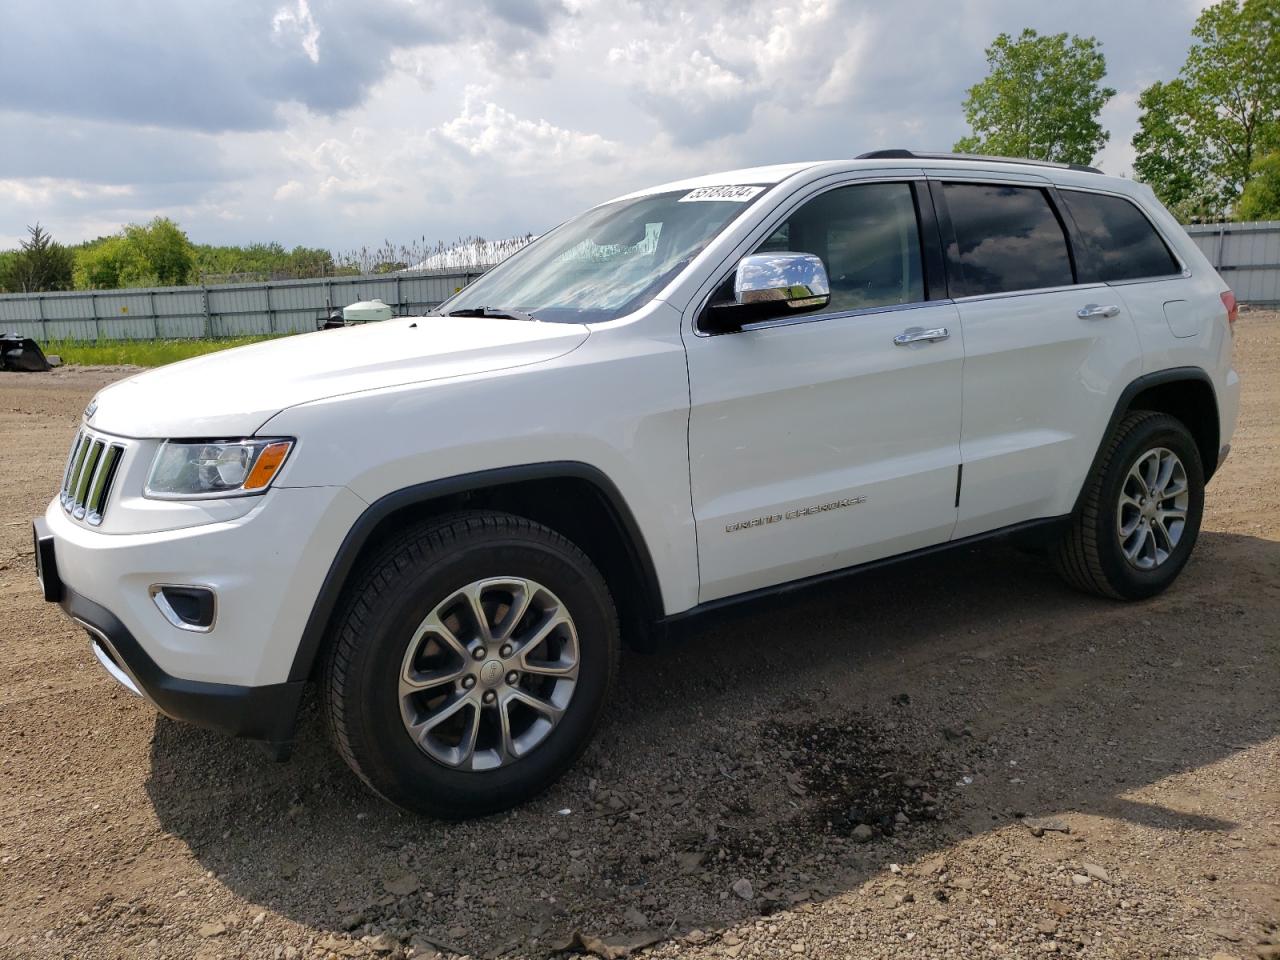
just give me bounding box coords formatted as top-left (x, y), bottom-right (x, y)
top-left (432, 94), bottom-right (619, 166)
top-left (272, 0), bottom-right (321, 64)
top-left (0, 0), bottom-right (1212, 250)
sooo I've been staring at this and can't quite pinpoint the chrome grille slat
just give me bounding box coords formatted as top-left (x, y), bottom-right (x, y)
top-left (60, 431), bottom-right (84, 499)
top-left (59, 429), bottom-right (126, 526)
top-left (64, 434), bottom-right (90, 507)
top-left (73, 441), bottom-right (104, 517)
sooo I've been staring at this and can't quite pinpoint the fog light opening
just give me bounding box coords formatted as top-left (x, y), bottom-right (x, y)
top-left (150, 584), bottom-right (217, 632)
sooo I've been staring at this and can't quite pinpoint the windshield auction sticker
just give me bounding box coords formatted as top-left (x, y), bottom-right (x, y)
top-left (678, 185), bottom-right (766, 203)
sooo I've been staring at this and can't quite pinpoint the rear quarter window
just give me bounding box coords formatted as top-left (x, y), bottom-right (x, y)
top-left (1060, 190), bottom-right (1181, 282)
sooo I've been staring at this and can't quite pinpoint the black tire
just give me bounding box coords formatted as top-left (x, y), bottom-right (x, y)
top-left (321, 511), bottom-right (619, 818)
top-left (1054, 410), bottom-right (1205, 600)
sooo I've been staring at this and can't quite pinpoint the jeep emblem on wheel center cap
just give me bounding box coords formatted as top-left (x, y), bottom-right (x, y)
top-left (480, 659), bottom-right (505, 687)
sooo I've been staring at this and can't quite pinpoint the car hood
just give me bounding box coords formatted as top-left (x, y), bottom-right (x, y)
top-left (87, 317), bottom-right (590, 438)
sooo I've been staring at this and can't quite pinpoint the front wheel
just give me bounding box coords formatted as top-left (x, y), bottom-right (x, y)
top-left (322, 511), bottom-right (619, 818)
top-left (1054, 411), bottom-right (1205, 600)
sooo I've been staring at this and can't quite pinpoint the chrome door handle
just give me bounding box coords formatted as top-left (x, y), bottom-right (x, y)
top-left (1077, 303), bottom-right (1121, 320)
top-left (893, 326), bottom-right (950, 345)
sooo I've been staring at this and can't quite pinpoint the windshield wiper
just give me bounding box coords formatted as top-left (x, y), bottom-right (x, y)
top-left (445, 306), bottom-right (538, 323)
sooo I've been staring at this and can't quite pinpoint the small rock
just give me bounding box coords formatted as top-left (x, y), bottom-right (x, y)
top-left (1036, 919), bottom-right (1058, 935)
top-left (198, 922), bottom-right (226, 938)
top-left (446, 925), bottom-right (467, 940)
top-left (732, 878), bottom-right (755, 900)
top-left (367, 933), bottom-right (397, 953)
top-left (623, 907), bottom-right (649, 929)
top-left (1023, 818), bottom-right (1070, 838)
top-left (677, 851), bottom-right (705, 874)
top-left (1082, 862), bottom-right (1110, 884)
top-left (383, 869), bottom-right (420, 897)
top-left (790, 942), bottom-right (806, 954)
top-left (1071, 874), bottom-right (1091, 886)
top-left (339, 913), bottom-right (364, 931)
top-left (851, 824), bottom-right (874, 843)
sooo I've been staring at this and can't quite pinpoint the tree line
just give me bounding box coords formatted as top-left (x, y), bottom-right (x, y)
top-left (0, 220), bottom-right (518, 295)
top-left (955, 0), bottom-right (1278, 221)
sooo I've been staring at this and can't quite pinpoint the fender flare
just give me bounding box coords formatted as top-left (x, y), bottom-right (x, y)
top-left (1072, 365), bottom-right (1218, 515)
top-left (286, 461), bottom-right (664, 683)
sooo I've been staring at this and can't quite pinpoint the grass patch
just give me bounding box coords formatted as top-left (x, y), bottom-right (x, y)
top-left (40, 335), bottom-right (286, 368)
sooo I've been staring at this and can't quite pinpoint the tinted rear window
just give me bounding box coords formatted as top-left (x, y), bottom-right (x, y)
top-left (1061, 190), bottom-right (1180, 282)
top-left (942, 183), bottom-right (1074, 297)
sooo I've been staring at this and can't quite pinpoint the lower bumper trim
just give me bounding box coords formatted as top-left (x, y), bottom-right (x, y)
top-left (83, 624), bottom-right (144, 698)
top-left (59, 586), bottom-right (305, 742)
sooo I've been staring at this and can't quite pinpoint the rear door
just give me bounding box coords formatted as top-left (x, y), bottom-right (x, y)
top-left (684, 178), bottom-right (963, 603)
top-left (931, 177), bottom-right (1145, 537)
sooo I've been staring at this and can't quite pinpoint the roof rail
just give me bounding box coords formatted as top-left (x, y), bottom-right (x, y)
top-left (855, 149), bottom-right (1102, 175)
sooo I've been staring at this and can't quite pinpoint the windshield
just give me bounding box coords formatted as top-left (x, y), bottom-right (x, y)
top-left (435, 186), bottom-right (769, 323)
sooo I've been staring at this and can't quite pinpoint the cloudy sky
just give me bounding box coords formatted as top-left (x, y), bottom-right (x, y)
top-left (0, 0), bottom-right (1215, 252)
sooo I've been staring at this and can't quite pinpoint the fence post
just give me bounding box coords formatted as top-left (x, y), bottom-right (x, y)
top-left (35, 292), bottom-right (47, 342)
top-left (91, 292), bottom-right (100, 342)
top-left (149, 290), bottom-right (159, 340)
top-left (201, 285), bottom-right (211, 338)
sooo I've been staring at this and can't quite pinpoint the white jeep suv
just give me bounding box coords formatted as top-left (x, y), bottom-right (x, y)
top-left (33, 151), bottom-right (1240, 817)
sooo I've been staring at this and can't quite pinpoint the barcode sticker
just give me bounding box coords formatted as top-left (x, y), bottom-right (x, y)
top-left (678, 185), bottom-right (765, 203)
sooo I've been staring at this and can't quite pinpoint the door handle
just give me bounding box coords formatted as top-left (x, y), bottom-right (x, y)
top-left (1077, 303), bottom-right (1121, 320)
top-left (893, 326), bottom-right (950, 345)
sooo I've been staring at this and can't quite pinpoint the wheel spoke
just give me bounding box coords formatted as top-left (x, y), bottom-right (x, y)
top-left (415, 690), bottom-right (472, 734)
top-left (400, 614), bottom-right (469, 693)
top-left (1153, 451), bottom-right (1177, 496)
top-left (1118, 512), bottom-right (1142, 538)
top-left (493, 580), bottom-right (534, 642)
top-left (463, 582), bottom-right (494, 645)
top-left (505, 687), bottom-right (564, 723)
top-left (496, 695), bottom-right (518, 762)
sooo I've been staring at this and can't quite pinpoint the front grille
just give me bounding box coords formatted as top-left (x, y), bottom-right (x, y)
top-left (60, 430), bottom-right (126, 525)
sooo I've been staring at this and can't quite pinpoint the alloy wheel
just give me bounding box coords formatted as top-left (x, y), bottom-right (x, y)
top-left (398, 577), bottom-right (579, 771)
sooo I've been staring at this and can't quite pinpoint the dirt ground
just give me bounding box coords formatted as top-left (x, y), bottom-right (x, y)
top-left (1, 315), bottom-right (1277, 960)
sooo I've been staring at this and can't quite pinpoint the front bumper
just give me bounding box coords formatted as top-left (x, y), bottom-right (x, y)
top-left (35, 515), bottom-right (305, 740)
top-left (33, 483), bottom-right (366, 741)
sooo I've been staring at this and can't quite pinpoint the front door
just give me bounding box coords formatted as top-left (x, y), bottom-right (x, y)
top-left (683, 180), bottom-right (964, 603)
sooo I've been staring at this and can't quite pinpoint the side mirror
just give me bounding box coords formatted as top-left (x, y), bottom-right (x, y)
top-left (702, 252), bottom-right (831, 334)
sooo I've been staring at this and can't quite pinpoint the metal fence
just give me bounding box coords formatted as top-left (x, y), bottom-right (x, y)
top-left (2, 220), bottom-right (1278, 341)
top-left (0, 269), bottom-right (484, 341)
top-left (1184, 220), bottom-right (1280, 306)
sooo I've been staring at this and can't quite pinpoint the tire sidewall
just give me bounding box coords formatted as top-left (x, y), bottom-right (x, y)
top-left (339, 528), bottom-right (616, 817)
top-left (1093, 416), bottom-right (1205, 599)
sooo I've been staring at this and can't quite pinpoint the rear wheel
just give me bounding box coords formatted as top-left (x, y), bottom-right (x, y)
top-left (322, 511), bottom-right (619, 818)
top-left (1054, 411), bottom-right (1205, 600)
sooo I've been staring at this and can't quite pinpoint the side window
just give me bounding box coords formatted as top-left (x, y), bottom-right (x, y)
top-left (1061, 190), bottom-right (1181, 282)
top-left (942, 183), bottom-right (1074, 297)
top-left (753, 182), bottom-right (925, 313)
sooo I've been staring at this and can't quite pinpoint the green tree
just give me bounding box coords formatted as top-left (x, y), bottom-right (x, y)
top-left (1237, 150), bottom-right (1280, 218)
top-left (123, 217), bottom-right (194, 286)
top-left (1133, 0), bottom-right (1280, 217)
top-left (0, 223), bottom-right (75, 292)
top-left (954, 28), bottom-right (1115, 165)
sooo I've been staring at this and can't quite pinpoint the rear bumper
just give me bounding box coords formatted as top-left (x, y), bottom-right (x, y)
top-left (34, 514), bottom-right (307, 743)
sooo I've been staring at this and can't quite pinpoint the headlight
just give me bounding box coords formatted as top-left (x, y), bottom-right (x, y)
top-left (145, 438), bottom-right (294, 500)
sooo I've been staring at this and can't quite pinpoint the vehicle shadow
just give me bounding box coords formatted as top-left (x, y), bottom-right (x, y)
top-left (145, 529), bottom-right (1280, 957)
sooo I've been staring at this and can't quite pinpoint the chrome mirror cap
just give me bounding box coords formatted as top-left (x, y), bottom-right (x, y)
top-left (734, 252), bottom-right (831, 310)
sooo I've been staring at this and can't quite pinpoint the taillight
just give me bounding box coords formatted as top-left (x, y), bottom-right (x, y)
top-left (1221, 290), bottom-right (1238, 335)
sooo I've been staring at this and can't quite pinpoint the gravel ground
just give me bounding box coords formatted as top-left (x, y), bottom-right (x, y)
top-left (1, 314), bottom-right (1277, 960)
